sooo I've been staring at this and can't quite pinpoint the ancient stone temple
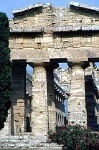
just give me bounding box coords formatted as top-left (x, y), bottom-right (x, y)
top-left (1, 1), bottom-right (99, 148)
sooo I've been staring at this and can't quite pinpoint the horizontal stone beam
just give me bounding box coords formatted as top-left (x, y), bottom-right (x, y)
top-left (53, 25), bottom-right (99, 32)
top-left (10, 27), bottom-right (44, 33)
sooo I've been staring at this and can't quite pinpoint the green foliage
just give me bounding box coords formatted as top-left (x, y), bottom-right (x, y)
top-left (0, 12), bottom-right (11, 130)
top-left (48, 125), bottom-right (99, 150)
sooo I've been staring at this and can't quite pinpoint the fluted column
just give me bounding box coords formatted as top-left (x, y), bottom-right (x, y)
top-left (11, 61), bottom-right (26, 135)
top-left (68, 62), bottom-right (88, 127)
top-left (31, 63), bottom-right (48, 136)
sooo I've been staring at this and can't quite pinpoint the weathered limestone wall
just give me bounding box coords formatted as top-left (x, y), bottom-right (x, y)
top-left (9, 3), bottom-right (99, 62)
top-left (53, 5), bottom-right (99, 60)
top-left (9, 3), bottom-right (53, 62)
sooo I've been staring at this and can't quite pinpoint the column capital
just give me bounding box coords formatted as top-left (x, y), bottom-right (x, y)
top-left (30, 62), bottom-right (45, 68)
top-left (30, 62), bottom-right (59, 70)
top-left (68, 61), bottom-right (89, 69)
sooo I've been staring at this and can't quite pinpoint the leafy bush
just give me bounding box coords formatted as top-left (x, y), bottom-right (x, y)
top-left (48, 125), bottom-right (99, 150)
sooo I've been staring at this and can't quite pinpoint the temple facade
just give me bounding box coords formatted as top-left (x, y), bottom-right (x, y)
top-left (1, 1), bottom-right (99, 138)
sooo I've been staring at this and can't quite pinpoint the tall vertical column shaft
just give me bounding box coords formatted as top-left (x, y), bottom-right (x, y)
top-left (68, 62), bottom-right (87, 127)
top-left (31, 64), bottom-right (48, 136)
top-left (11, 61), bottom-right (26, 135)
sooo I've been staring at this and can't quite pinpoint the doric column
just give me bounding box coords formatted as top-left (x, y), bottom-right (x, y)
top-left (31, 63), bottom-right (48, 136)
top-left (68, 61), bottom-right (88, 127)
top-left (46, 66), bottom-right (57, 132)
top-left (11, 61), bottom-right (26, 135)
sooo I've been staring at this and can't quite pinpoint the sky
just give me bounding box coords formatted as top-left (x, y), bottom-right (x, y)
top-left (0, 0), bottom-right (99, 18)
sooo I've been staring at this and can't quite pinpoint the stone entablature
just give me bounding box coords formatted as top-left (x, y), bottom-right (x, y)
top-left (53, 25), bottom-right (99, 32)
top-left (9, 1), bottom-right (99, 62)
top-left (10, 27), bottom-right (44, 33)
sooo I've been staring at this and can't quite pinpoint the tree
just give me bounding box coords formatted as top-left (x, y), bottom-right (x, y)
top-left (0, 12), bottom-right (11, 130)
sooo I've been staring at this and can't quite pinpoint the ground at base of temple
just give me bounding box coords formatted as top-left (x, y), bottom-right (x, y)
top-left (0, 145), bottom-right (63, 150)
top-left (0, 135), bottom-right (63, 150)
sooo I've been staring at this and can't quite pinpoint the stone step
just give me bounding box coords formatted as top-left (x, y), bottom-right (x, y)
top-left (0, 135), bottom-right (63, 149)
